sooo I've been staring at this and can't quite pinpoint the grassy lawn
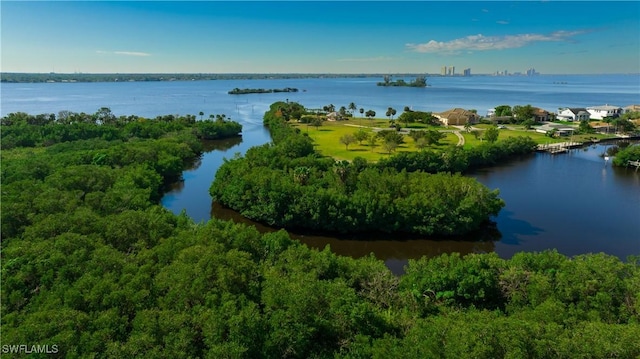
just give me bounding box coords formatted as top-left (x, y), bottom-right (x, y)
top-left (291, 119), bottom-right (456, 161)
top-left (291, 119), bottom-right (621, 162)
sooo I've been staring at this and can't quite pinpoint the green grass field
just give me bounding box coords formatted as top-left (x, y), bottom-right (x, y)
top-left (292, 119), bottom-right (458, 161)
top-left (291, 119), bottom-right (618, 162)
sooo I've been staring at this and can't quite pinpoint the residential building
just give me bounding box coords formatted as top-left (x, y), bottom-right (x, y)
top-left (557, 108), bottom-right (590, 122)
top-left (533, 108), bottom-right (550, 122)
top-left (535, 123), bottom-right (575, 136)
top-left (463, 68), bottom-right (471, 76)
top-left (434, 108), bottom-right (478, 126)
top-left (441, 66), bottom-right (447, 76)
top-left (623, 104), bottom-right (640, 114)
top-left (447, 66), bottom-right (455, 76)
top-left (587, 105), bottom-right (622, 120)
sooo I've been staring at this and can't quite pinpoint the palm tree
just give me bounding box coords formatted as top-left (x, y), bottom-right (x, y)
top-left (199, 111), bottom-right (204, 120)
top-left (464, 121), bottom-right (472, 133)
top-left (348, 102), bottom-right (357, 116)
top-left (293, 166), bottom-right (311, 185)
top-left (365, 110), bottom-right (376, 126)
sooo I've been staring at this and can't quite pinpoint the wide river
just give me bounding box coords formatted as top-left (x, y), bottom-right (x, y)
top-left (2, 75), bottom-right (639, 272)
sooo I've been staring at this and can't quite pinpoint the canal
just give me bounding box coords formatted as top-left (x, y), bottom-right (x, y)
top-left (162, 126), bottom-right (640, 274)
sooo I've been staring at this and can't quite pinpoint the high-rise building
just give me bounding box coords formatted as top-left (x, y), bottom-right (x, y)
top-left (448, 66), bottom-right (455, 76)
top-left (463, 68), bottom-right (471, 76)
top-left (526, 68), bottom-right (538, 76)
top-left (441, 66), bottom-right (447, 76)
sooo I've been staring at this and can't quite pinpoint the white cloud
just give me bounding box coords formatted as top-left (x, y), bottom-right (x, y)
top-left (114, 51), bottom-right (151, 57)
top-left (96, 50), bottom-right (151, 56)
top-left (406, 30), bottom-right (587, 54)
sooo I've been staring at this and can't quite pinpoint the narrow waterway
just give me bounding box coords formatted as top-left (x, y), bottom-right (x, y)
top-left (162, 134), bottom-right (640, 274)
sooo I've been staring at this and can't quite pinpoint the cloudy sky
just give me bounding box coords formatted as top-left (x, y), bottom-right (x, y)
top-left (2, 1), bottom-right (639, 74)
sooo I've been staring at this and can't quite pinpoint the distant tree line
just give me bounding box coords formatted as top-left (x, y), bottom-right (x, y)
top-left (0, 108), bottom-right (241, 149)
top-left (1, 72), bottom-right (429, 83)
top-left (377, 75), bottom-right (427, 87)
top-left (2, 107), bottom-right (639, 357)
top-left (228, 87), bottom-right (299, 95)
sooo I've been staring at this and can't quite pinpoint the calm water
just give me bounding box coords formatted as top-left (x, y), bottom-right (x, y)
top-left (2, 75), bottom-right (639, 272)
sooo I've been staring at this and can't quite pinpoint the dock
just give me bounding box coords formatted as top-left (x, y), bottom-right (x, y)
top-left (537, 141), bottom-right (582, 154)
top-left (628, 160), bottom-right (640, 171)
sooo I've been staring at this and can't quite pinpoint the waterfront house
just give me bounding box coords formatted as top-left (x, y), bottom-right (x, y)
top-left (434, 108), bottom-right (479, 126)
top-left (533, 108), bottom-right (551, 122)
top-left (624, 104), bottom-right (640, 114)
top-left (535, 123), bottom-right (575, 136)
top-left (557, 107), bottom-right (590, 122)
top-left (586, 105), bottom-right (622, 120)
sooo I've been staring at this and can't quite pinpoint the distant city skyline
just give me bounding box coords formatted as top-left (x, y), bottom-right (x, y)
top-left (2, 1), bottom-right (639, 75)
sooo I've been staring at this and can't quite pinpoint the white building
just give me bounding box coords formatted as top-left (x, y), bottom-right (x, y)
top-left (557, 108), bottom-right (590, 122)
top-left (586, 105), bottom-right (622, 120)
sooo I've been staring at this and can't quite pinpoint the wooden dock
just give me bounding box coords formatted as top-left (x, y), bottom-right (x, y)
top-left (537, 142), bottom-right (581, 154)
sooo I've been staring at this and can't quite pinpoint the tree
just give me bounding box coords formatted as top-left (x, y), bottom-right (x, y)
top-left (367, 133), bottom-right (378, 151)
top-left (512, 105), bottom-right (535, 123)
top-left (522, 119), bottom-right (535, 130)
top-left (293, 166), bottom-right (311, 185)
top-left (382, 140), bottom-right (398, 154)
top-left (415, 137), bottom-right (428, 151)
top-left (348, 102), bottom-right (357, 116)
top-left (409, 130), bottom-right (426, 143)
top-left (339, 134), bottom-right (356, 150)
top-left (494, 105), bottom-right (512, 117)
top-left (365, 110), bottom-right (376, 126)
top-left (353, 129), bottom-right (369, 145)
top-left (578, 119), bottom-right (594, 134)
top-left (611, 118), bottom-right (636, 134)
top-left (386, 107), bottom-right (397, 121)
top-left (484, 126), bottom-right (500, 143)
top-left (94, 107), bottom-right (116, 125)
top-left (359, 108), bottom-right (364, 118)
top-left (334, 160), bottom-right (350, 183)
top-left (339, 106), bottom-right (348, 118)
top-left (464, 121), bottom-right (473, 133)
top-left (311, 117), bottom-right (323, 130)
top-left (424, 130), bottom-right (446, 146)
top-left (199, 111), bottom-right (204, 120)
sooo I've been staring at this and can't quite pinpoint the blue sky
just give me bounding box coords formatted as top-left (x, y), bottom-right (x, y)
top-left (1, 1), bottom-right (639, 74)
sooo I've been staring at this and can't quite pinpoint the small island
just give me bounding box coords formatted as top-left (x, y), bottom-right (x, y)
top-left (228, 87), bottom-right (299, 95)
top-left (377, 75), bottom-right (427, 87)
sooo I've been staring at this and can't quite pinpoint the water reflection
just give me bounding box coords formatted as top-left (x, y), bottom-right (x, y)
top-left (211, 202), bottom-right (499, 274)
top-left (201, 136), bottom-right (243, 152)
top-left (494, 209), bottom-right (545, 246)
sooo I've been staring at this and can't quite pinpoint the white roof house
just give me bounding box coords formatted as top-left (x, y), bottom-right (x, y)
top-left (535, 123), bottom-right (576, 136)
top-left (587, 105), bottom-right (622, 120)
top-left (557, 108), bottom-right (590, 122)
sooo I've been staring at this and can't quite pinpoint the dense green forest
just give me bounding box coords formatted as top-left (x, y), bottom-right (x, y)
top-left (210, 101), bottom-right (539, 236)
top-left (2, 109), bottom-right (639, 358)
